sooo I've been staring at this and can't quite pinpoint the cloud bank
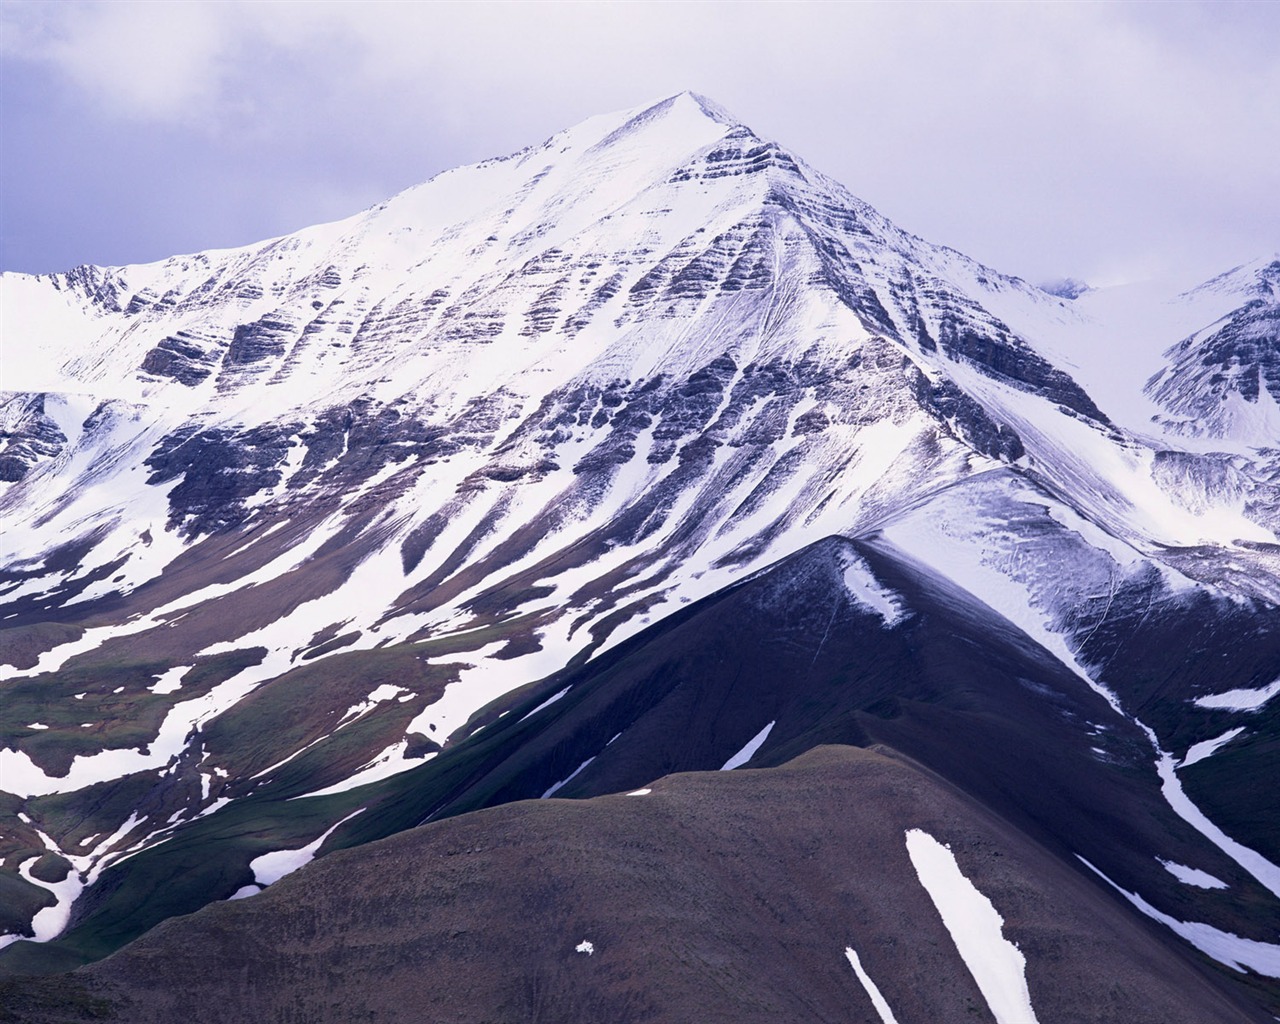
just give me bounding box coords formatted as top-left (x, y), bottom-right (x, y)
top-left (3, 1), bottom-right (1277, 286)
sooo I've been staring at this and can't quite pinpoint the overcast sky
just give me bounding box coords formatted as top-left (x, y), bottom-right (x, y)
top-left (3, 1), bottom-right (1277, 289)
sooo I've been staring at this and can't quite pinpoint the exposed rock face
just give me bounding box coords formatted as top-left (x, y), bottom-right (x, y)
top-left (145, 424), bottom-right (296, 534)
top-left (140, 330), bottom-right (223, 386)
top-left (936, 314), bottom-right (1109, 422)
top-left (225, 315), bottom-right (297, 367)
top-left (0, 394), bottom-right (67, 481)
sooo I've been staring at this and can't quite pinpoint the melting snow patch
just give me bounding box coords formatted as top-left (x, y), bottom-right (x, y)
top-left (843, 947), bottom-right (900, 1024)
top-left (26, 723), bottom-right (49, 730)
top-left (626, 788), bottom-right (652, 796)
top-left (403, 639), bottom-right (513, 741)
top-left (1194, 676), bottom-right (1280, 712)
top-left (16, 854), bottom-right (85, 943)
top-left (1157, 858), bottom-right (1228, 890)
top-left (338, 683), bottom-right (409, 724)
top-left (904, 828), bottom-right (1040, 1024)
top-left (575, 940), bottom-right (594, 955)
top-left (720, 721), bottom-right (774, 770)
top-left (250, 808), bottom-right (365, 888)
top-left (5, 812), bottom-right (148, 947)
top-left (148, 666), bottom-right (189, 695)
top-left (290, 741), bottom-right (436, 800)
top-left (0, 647), bottom-right (280, 797)
top-left (518, 686), bottom-right (571, 723)
top-left (1181, 727), bottom-right (1245, 768)
top-left (542, 756), bottom-right (596, 798)
top-left (228, 884), bottom-right (262, 900)
top-left (1080, 857), bottom-right (1280, 976)
top-left (839, 549), bottom-right (909, 627)
top-left (1155, 751), bottom-right (1280, 899)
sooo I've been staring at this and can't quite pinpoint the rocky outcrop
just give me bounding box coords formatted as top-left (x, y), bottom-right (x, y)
top-left (0, 394), bottom-right (68, 481)
top-left (140, 329), bottom-right (225, 386)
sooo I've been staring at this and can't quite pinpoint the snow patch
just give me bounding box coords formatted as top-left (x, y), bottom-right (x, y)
top-left (0, 647), bottom-right (273, 797)
top-left (518, 686), bottom-right (571, 723)
top-left (0, 812), bottom-right (147, 947)
top-left (250, 808), bottom-right (364, 888)
top-left (338, 683), bottom-right (409, 724)
top-left (843, 946), bottom-right (900, 1024)
top-left (575, 940), bottom-right (594, 955)
top-left (1155, 751), bottom-right (1280, 900)
top-left (838, 549), bottom-right (908, 626)
top-left (905, 828), bottom-right (1039, 1024)
top-left (1181, 727), bottom-right (1245, 768)
top-left (541, 756), bottom-right (596, 798)
top-left (403, 640), bottom-right (514, 742)
top-left (1080, 857), bottom-right (1280, 976)
top-left (1194, 676), bottom-right (1280, 712)
top-left (1157, 858), bottom-right (1228, 890)
top-left (148, 666), bottom-right (189, 695)
top-left (720, 721), bottom-right (775, 770)
top-left (290, 741), bottom-right (437, 800)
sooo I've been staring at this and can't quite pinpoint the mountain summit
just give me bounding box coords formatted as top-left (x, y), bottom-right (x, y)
top-left (1, 95), bottom-right (1278, 1019)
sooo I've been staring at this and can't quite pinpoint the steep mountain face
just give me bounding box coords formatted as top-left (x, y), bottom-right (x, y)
top-left (1, 93), bottom-right (1278, 1015)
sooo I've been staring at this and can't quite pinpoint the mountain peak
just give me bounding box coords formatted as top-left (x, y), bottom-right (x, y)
top-left (564, 90), bottom-right (745, 160)
top-left (607, 90), bottom-right (742, 128)
top-left (668, 90), bottom-right (741, 125)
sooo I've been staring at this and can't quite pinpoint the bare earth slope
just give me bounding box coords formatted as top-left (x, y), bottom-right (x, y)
top-left (5, 746), bottom-right (1267, 1024)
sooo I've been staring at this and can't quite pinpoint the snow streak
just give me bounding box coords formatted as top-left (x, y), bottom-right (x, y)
top-left (905, 829), bottom-right (1039, 1024)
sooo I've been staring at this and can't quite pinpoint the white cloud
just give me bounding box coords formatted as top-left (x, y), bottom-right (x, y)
top-left (5, 1), bottom-right (235, 120)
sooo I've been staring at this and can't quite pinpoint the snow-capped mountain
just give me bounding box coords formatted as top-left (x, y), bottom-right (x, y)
top-left (1, 93), bottom-right (1277, 1018)
top-left (1147, 257), bottom-right (1280, 442)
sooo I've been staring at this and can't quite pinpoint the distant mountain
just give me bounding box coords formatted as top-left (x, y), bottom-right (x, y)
top-left (1038, 276), bottom-right (1091, 300)
top-left (1, 93), bottom-right (1277, 1018)
top-left (1147, 257), bottom-right (1280, 443)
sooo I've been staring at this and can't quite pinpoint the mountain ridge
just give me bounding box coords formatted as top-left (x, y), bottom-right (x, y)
top-left (1, 93), bottom-right (1278, 1016)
